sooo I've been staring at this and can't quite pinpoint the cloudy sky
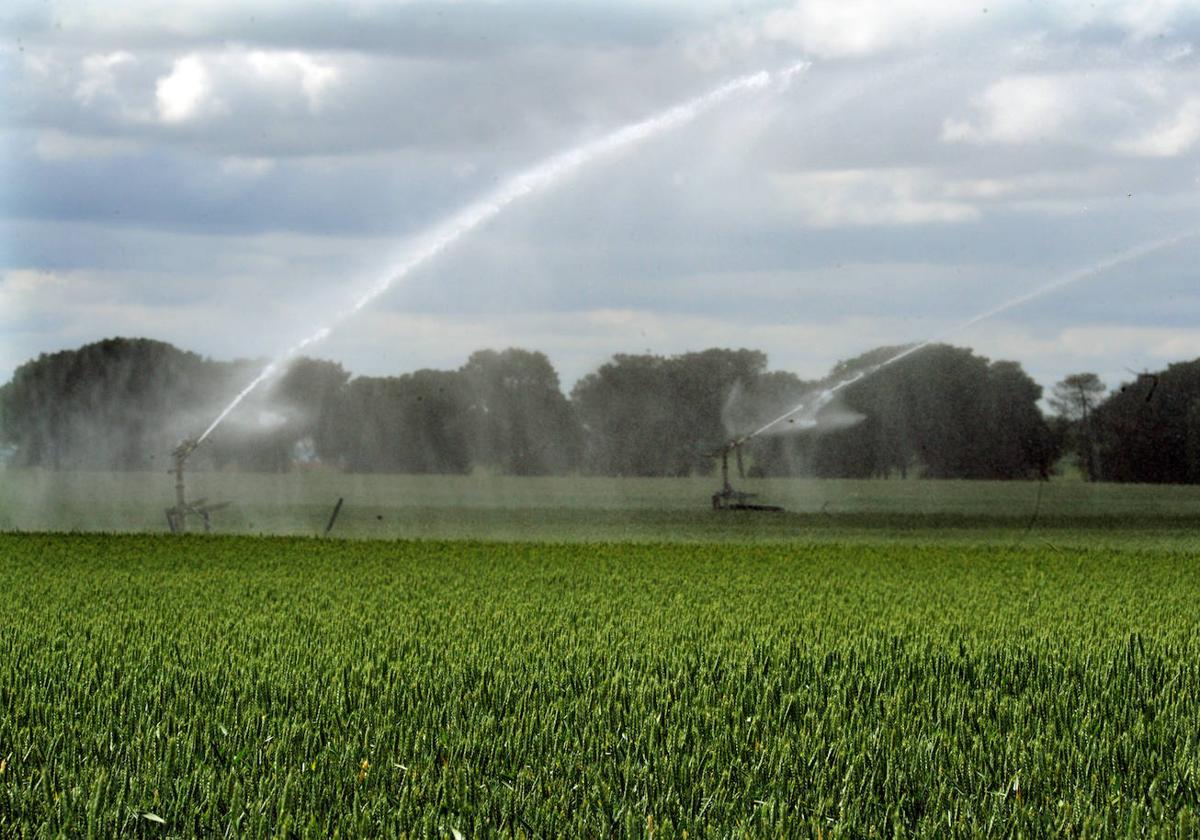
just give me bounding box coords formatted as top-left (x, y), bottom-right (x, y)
top-left (3, 0), bottom-right (1199, 403)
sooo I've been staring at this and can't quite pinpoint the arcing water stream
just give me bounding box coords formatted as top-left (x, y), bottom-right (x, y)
top-left (744, 229), bottom-right (1200, 442)
top-left (196, 61), bottom-right (811, 444)
top-left (197, 57), bottom-right (1194, 454)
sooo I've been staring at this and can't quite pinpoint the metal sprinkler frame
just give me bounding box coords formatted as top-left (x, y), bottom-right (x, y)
top-left (165, 438), bottom-right (228, 534)
top-left (711, 438), bottom-right (783, 512)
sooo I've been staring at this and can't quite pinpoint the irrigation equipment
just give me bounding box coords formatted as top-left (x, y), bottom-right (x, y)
top-left (165, 438), bottom-right (228, 534)
top-left (706, 228), bottom-right (1200, 514)
top-left (711, 438), bottom-right (783, 512)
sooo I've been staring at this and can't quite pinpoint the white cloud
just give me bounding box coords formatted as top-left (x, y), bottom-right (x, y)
top-left (942, 75), bottom-right (1075, 145)
top-left (153, 48), bottom-right (341, 125)
top-left (1163, 42), bottom-right (1194, 62)
top-left (1059, 325), bottom-right (1200, 360)
top-left (770, 168), bottom-right (980, 227)
top-left (0, 268), bottom-right (193, 331)
top-left (760, 0), bottom-right (980, 58)
top-left (1047, 0), bottom-right (1198, 43)
top-left (21, 52), bottom-right (68, 84)
top-left (1097, 0), bottom-right (1195, 42)
top-left (75, 51), bottom-right (136, 106)
top-left (969, 321), bottom-right (1200, 396)
top-left (944, 69), bottom-right (1200, 160)
top-left (156, 55), bottom-right (218, 123)
top-left (245, 50), bottom-right (340, 112)
top-left (1118, 98), bottom-right (1200, 157)
top-left (683, 0), bottom-right (981, 70)
top-left (0, 270), bottom-right (72, 322)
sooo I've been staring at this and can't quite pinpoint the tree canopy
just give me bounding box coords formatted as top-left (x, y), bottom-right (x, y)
top-left (749, 345), bottom-right (1057, 480)
top-left (1091, 362), bottom-right (1200, 484)
top-left (571, 349), bottom-right (767, 476)
top-left (10, 336), bottom-right (1170, 484)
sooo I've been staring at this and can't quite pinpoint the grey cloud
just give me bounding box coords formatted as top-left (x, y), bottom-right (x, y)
top-left (7, 1), bottom-right (727, 58)
top-left (6, 41), bottom-right (731, 162)
top-left (3, 139), bottom-right (483, 235)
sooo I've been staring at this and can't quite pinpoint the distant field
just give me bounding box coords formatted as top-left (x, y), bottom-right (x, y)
top-left (4, 468), bottom-right (1200, 547)
top-left (2, 533), bottom-right (1199, 836)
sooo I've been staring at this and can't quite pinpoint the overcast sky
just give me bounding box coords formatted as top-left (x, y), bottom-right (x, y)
top-left (3, 0), bottom-right (1199, 402)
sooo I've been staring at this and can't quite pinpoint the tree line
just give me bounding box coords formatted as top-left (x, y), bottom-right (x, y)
top-left (2, 336), bottom-right (1197, 482)
top-left (1053, 363), bottom-right (1200, 484)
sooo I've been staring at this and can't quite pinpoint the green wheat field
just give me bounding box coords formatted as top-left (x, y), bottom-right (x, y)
top-left (3, 471), bottom-right (1200, 836)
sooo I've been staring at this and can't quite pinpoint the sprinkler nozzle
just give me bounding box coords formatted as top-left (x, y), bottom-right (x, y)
top-left (173, 437), bottom-right (199, 464)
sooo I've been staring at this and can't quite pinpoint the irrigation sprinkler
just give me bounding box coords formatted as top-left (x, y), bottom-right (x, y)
top-left (711, 438), bottom-right (783, 512)
top-left (710, 385), bottom-right (854, 512)
top-left (165, 438), bottom-right (229, 534)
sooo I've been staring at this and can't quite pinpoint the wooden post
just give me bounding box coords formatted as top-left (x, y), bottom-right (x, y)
top-left (324, 497), bottom-right (345, 536)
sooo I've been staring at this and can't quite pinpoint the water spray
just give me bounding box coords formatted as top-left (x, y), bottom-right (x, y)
top-left (163, 61), bottom-right (808, 531)
top-left (713, 228), bottom-right (1199, 508)
top-left (165, 50), bottom-right (1193, 518)
top-left (195, 60), bottom-right (811, 447)
top-left (760, 229), bottom-right (1199, 439)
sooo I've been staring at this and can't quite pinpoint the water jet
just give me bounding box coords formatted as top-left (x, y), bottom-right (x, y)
top-left (708, 228), bottom-right (1199, 511)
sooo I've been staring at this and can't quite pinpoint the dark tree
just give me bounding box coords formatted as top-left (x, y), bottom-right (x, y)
top-left (331, 370), bottom-right (472, 473)
top-left (983, 361), bottom-right (1058, 479)
top-left (571, 353), bottom-right (672, 476)
top-left (0, 338), bottom-right (221, 469)
top-left (0, 336), bottom-right (1075, 483)
top-left (461, 349), bottom-right (580, 475)
top-left (1048, 373), bottom-right (1106, 479)
top-left (272, 357), bottom-right (352, 464)
top-left (766, 345), bottom-right (1054, 480)
top-left (571, 349), bottom-right (767, 477)
top-left (1092, 361), bottom-right (1200, 484)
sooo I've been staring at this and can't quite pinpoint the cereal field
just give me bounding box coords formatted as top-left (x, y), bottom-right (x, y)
top-left (2, 532), bottom-right (1198, 837)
